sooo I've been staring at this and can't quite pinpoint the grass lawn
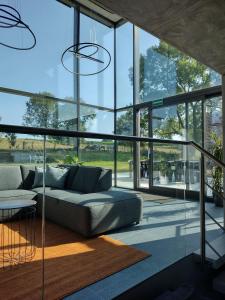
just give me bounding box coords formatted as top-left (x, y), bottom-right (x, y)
top-left (83, 161), bottom-right (130, 172)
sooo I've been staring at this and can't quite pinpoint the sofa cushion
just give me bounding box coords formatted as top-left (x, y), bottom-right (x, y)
top-left (34, 187), bottom-right (82, 198)
top-left (58, 165), bottom-right (79, 189)
top-left (95, 169), bottom-right (112, 192)
top-left (0, 189), bottom-right (37, 201)
top-left (20, 165), bottom-right (36, 189)
top-left (0, 166), bottom-right (23, 190)
top-left (34, 188), bottom-right (82, 216)
top-left (70, 166), bottom-right (101, 193)
top-left (32, 187), bottom-right (53, 194)
top-left (45, 166), bottom-right (69, 189)
top-left (32, 167), bottom-right (43, 188)
top-left (36, 188), bottom-right (143, 237)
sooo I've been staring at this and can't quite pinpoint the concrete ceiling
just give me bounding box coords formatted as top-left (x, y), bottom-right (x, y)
top-left (92, 0), bottom-right (225, 75)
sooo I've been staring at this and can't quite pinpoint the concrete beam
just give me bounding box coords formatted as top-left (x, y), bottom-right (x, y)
top-left (93, 0), bottom-right (225, 74)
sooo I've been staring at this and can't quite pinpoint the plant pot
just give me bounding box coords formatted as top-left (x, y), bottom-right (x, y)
top-left (160, 175), bottom-right (168, 185)
top-left (213, 192), bottom-right (223, 207)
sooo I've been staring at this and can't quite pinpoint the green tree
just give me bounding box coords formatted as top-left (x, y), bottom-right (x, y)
top-left (116, 109), bottom-right (133, 136)
top-left (128, 41), bottom-right (219, 141)
top-left (5, 133), bottom-right (17, 149)
top-left (23, 94), bottom-right (96, 147)
top-left (23, 92), bottom-right (58, 129)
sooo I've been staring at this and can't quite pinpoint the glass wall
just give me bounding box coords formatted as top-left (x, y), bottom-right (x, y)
top-left (0, 0), bottom-right (74, 100)
top-left (0, 1), bottom-right (223, 298)
top-left (116, 23), bottom-right (133, 108)
top-left (79, 13), bottom-right (114, 108)
top-left (137, 27), bottom-right (221, 104)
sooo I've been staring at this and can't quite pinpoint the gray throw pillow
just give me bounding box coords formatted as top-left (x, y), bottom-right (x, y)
top-left (45, 166), bottom-right (69, 189)
top-left (32, 167), bottom-right (43, 188)
top-left (70, 166), bottom-right (102, 193)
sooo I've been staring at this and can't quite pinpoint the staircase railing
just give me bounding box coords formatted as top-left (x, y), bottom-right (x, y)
top-left (0, 123), bottom-right (225, 265)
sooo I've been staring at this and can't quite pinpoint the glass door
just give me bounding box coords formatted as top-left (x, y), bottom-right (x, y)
top-left (138, 107), bottom-right (151, 189)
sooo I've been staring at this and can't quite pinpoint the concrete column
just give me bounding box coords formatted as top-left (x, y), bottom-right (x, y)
top-left (222, 75), bottom-right (225, 227)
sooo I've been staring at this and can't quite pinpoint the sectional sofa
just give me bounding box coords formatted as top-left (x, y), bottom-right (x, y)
top-left (0, 165), bottom-right (143, 237)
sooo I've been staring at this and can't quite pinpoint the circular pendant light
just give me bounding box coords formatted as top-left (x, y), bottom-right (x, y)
top-left (0, 4), bottom-right (36, 50)
top-left (61, 42), bottom-right (111, 76)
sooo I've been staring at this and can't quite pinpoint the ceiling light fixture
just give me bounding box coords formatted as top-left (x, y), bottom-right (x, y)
top-left (61, 42), bottom-right (111, 76)
top-left (0, 4), bottom-right (36, 50)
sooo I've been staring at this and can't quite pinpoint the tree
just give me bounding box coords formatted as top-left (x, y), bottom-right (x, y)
top-left (5, 133), bottom-right (17, 149)
top-left (23, 92), bottom-right (58, 129)
top-left (23, 93), bottom-right (96, 146)
top-left (128, 41), bottom-right (220, 141)
top-left (116, 109), bottom-right (133, 136)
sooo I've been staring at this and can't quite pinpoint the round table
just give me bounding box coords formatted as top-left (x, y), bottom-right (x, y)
top-left (0, 199), bottom-right (37, 268)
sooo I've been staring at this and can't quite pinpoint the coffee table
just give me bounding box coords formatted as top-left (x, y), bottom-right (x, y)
top-left (0, 199), bottom-right (37, 268)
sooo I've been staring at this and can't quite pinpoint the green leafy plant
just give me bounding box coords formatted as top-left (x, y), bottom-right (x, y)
top-left (210, 132), bottom-right (223, 197)
top-left (61, 154), bottom-right (84, 165)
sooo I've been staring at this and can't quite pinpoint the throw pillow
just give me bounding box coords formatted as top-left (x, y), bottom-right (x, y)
top-left (45, 165), bottom-right (69, 189)
top-left (32, 167), bottom-right (43, 188)
top-left (70, 166), bottom-right (101, 193)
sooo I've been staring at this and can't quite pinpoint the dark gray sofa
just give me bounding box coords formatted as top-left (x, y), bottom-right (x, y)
top-left (0, 165), bottom-right (143, 237)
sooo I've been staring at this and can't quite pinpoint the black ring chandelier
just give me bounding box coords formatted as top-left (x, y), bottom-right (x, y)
top-left (0, 4), bottom-right (36, 50)
top-left (61, 42), bottom-right (111, 76)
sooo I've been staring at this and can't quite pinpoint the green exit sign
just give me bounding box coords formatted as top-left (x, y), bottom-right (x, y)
top-left (152, 99), bottom-right (164, 107)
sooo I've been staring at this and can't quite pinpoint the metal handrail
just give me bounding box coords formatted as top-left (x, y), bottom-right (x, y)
top-left (0, 123), bottom-right (224, 169)
top-left (0, 123), bottom-right (224, 264)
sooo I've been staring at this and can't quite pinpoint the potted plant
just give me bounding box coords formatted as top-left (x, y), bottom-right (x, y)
top-left (59, 154), bottom-right (84, 165)
top-left (210, 132), bottom-right (223, 207)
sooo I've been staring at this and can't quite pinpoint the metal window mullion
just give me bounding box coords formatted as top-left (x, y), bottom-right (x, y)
top-left (114, 24), bottom-right (117, 187)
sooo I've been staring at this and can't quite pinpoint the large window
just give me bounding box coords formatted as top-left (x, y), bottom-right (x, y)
top-left (137, 28), bottom-right (221, 104)
top-left (0, 0), bottom-right (74, 100)
top-left (116, 23), bottom-right (133, 108)
top-left (79, 14), bottom-right (114, 108)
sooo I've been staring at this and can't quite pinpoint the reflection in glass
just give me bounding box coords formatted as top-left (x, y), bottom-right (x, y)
top-left (116, 109), bottom-right (133, 136)
top-left (116, 23), bottom-right (133, 108)
top-left (138, 28), bottom-right (221, 103)
top-left (0, 92), bottom-right (77, 131)
top-left (116, 141), bottom-right (134, 189)
top-left (79, 14), bottom-right (114, 108)
top-left (0, 0), bottom-right (74, 99)
top-left (80, 106), bottom-right (114, 134)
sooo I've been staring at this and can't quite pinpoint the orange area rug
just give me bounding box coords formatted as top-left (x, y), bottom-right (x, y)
top-left (0, 219), bottom-right (150, 300)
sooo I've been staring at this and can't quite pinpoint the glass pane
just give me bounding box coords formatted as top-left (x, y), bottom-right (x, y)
top-left (80, 106), bottom-right (114, 134)
top-left (204, 96), bottom-right (222, 152)
top-left (79, 14), bottom-right (114, 108)
top-left (204, 96), bottom-right (223, 198)
top-left (186, 145), bottom-right (200, 191)
top-left (0, 0), bottom-right (74, 99)
top-left (116, 141), bottom-right (134, 189)
top-left (79, 138), bottom-right (114, 183)
top-left (139, 108), bottom-right (150, 189)
top-left (188, 101), bottom-right (202, 145)
top-left (116, 23), bottom-right (133, 108)
top-left (0, 133), bottom-right (43, 298)
top-left (116, 109), bottom-right (133, 136)
top-left (138, 28), bottom-right (221, 103)
top-left (0, 92), bottom-right (77, 130)
top-left (152, 104), bottom-right (186, 141)
top-left (152, 143), bottom-right (186, 189)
